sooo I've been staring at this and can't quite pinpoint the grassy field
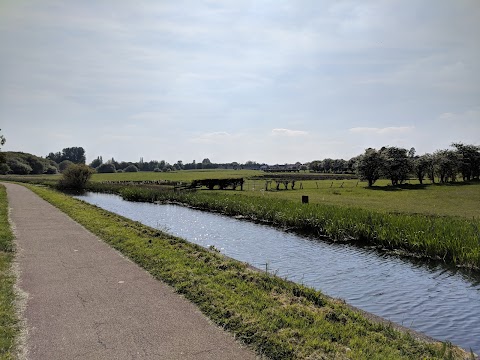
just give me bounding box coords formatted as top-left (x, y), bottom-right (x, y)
top-left (25, 184), bottom-right (469, 359)
top-left (239, 178), bottom-right (480, 219)
top-left (0, 185), bottom-right (19, 359)
top-left (3, 170), bottom-right (478, 219)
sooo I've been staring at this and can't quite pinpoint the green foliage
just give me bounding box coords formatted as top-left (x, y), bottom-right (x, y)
top-left (58, 164), bottom-right (95, 190)
top-left (0, 185), bottom-right (19, 358)
top-left (96, 163), bottom-right (116, 173)
top-left (356, 148), bottom-right (382, 186)
top-left (0, 163), bottom-right (10, 175)
top-left (47, 146), bottom-right (86, 164)
top-left (379, 146), bottom-right (412, 185)
top-left (124, 164), bottom-right (139, 172)
top-left (28, 184), bottom-right (467, 359)
top-left (7, 159), bottom-right (32, 175)
top-left (59, 160), bottom-right (74, 172)
top-left (89, 156), bottom-right (103, 168)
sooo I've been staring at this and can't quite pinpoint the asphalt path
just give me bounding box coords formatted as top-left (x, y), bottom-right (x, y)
top-left (5, 183), bottom-right (258, 360)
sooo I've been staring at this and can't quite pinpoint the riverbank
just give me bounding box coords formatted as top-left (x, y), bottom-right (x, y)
top-left (104, 185), bottom-right (480, 270)
top-left (25, 184), bottom-right (470, 359)
top-left (0, 184), bottom-right (19, 359)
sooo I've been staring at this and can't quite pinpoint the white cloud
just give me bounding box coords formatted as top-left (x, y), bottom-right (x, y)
top-left (271, 128), bottom-right (308, 137)
top-left (348, 126), bottom-right (414, 135)
top-left (189, 132), bottom-right (234, 144)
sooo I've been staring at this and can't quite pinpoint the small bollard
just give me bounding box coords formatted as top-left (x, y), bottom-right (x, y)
top-left (302, 195), bottom-right (309, 204)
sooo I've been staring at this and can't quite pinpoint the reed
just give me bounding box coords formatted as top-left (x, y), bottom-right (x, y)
top-left (114, 187), bottom-right (480, 269)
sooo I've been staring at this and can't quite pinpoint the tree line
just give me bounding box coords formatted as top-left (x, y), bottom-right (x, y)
top-left (354, 143), bottom-right (480, 186)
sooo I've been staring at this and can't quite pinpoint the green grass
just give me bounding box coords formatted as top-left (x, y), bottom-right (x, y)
top-left (112, 186), bottom-right (480, 269)
top-left (25, 184), bottom-right (467, 359)
top-left (0, 185), bottom-right (19, 359)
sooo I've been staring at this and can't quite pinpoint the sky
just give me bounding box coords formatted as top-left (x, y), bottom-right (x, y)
top-left (1, 1), bottom-right (479, 165)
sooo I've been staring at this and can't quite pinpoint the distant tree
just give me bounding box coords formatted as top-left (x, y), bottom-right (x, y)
top-left (300, 164), bottom-right (308, 172)
top-left (46, 151), bottom-right (63, 164)
top-left (97, 163), bottom-right (116, 173)
top-left (0, 163), bottom-right (10, 175)
top-left (27, 155), bottom-right (45, 174)
top-left (59, 160), bottom-right (74, 172)
top-left (309, 160), bottom-right (322, 172)
top-left (0, 129), bottom-right (5, 148)
top-left (413, 154), bottom-right (432, 184)
top-left (434, 149), bottom-right (460, 183)
top-left (61, 147), bottom-right (86, 164)
top-left (176, 160), bottom-right (184, 170)
top-left (124, 164), bottom-right (139, 172)
top-left (7, 159), bottom-right (32, 175)
top-left (58, 164), bottom-right (94, 190)
top-left (47, 147), bottom-right (86, 164)
top-left (451, 143), bottom-right (480, 181)
top-left (379, 146), bottom-right (412, 186)
top-left (356, 148), bottom-right (383, 187)
top-left (90, 156), bottom-right (103, 169)
top-left (0, 129), bottom-right (6, 164)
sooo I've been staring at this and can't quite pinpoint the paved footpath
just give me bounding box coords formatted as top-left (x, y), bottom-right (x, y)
top-left (5, 183), bottom-right (258, 360)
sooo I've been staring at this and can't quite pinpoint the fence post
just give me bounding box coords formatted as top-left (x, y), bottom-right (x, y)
top-left (302, 195), bottom-right (309, 204)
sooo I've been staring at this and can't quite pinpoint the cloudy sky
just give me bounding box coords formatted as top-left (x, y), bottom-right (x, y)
top-left (1, 1), bottom-right (479, 164)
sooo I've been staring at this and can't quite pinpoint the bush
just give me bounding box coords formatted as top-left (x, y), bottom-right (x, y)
top-left (0, 163), bottom-right (11, 175)
top-left (7, 159), bottom-right (32, 175)
top-left (59, 160), bottom-right (74, 172)
top-left (153, 168), bottom-right (161, 172)
top-left (124, 165), bottom-right (139, 172)
top-left (44, 165), bottom-right (58, 174)
top-left (58, 164), bottom-right (94, 190)
top-left (96, 163), bottom-right (116, 173)
top-left (27, 156), bottom-right (45, 174)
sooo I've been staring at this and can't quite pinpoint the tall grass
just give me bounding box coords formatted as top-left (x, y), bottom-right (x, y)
top-left (115, 187), bottom-right (480, 269)
top-left (0, 184), bottom-right (19, 359)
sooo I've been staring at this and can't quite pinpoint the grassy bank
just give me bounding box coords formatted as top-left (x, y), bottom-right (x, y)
top-left (112, 186), bottom-right (480, 269)
top-left (0, 185), bottom-right (19, 359)
top-left (26, 184), bottom-right (467, 359)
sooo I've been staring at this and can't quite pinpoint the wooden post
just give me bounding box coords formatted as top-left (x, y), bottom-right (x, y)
top-left (302, 195), bottom-right (309, 204)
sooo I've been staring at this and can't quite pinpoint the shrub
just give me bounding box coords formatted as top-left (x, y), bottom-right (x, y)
top-left (7, 159), bottom-right (32, 175)
top-left (27, 156), bottom-right (45, 174)
top-left (44, 165), bottom-right (58, 174)
top-left (124, 164), bottom-right (139, 172)
top-left (59, 160), bottom-right (74, 172)
top-left (58, 164), bottom-right (94, 190)
top-left (0, 163), bottom-right (11, 175)
top-left (96, 163), bottom-right (116, 173)
top-left (153, 167), bottom-right (160, 172)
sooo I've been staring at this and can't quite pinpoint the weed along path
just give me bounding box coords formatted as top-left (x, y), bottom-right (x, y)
top-left (4, 183), bottom-right (257, 360)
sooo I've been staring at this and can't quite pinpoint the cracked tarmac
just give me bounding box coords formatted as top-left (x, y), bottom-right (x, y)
top-left (5, 183), bottom-right (258, 359)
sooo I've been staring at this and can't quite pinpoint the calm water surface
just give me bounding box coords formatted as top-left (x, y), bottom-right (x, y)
top-left (76, 192), bottom-right (480, 352)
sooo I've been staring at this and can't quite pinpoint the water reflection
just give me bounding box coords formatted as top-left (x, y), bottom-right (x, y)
top-left (75, 192), bottom-right (480, 352)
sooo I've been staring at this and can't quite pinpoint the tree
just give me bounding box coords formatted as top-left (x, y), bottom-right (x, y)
top-left (47, 147), bottom-right (86, 164)
top-left (59, 160), bottom-right (74, 172)
top-left (413, 154), bottom-right (432, 185)
top-left (356, 148), bottom-right (383, 187)
top-left (58, 164), bottom-right (94, 190)
top-left (0, 129), bottom-right (6, 165)
top-left (434, 150), bottom-right (460, 183)
top-left (62, 147), bottom-right (86, 164)
top-left (97, 163), bottom-right (116, 173)
top-left (451, 143), bottom-right (480, 181)
top-left (379, 146), bottom-right (412, 186)
top-left (124, 164), bottom-right (139, 172)
top-left (90, 156), bottom-right (103, 169)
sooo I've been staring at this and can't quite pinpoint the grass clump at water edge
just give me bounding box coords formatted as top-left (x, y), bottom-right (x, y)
top-left (26, 184), bottom-right (469, 359)
top-left (0, 184), bottom-right (20, 359)
top-left (113, 187), bottom-right (480, 270)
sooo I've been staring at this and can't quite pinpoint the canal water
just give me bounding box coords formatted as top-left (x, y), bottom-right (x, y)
top-left (75, 192), bottom-right (480, 352)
